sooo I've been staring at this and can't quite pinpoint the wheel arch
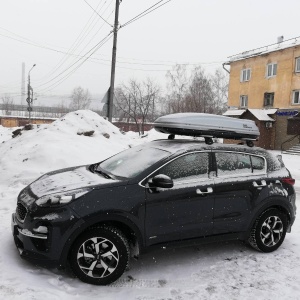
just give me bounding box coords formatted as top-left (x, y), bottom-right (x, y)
top-left (247, 199), bottom-right (292, 235)
top-left (59, 215), bottom-right (144, 268)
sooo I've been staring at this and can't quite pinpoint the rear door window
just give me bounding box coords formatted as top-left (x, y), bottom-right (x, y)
top-left (215, 152), bottom-right (252, 176)
top-left (215, 152), bottom-right (265, 177)
top-left (251, 155), bottom-right (265, 173)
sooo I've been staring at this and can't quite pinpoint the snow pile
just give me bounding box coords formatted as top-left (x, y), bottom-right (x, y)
top-left (0, 125), bottom-right (15, 143)
top-left (0, 110), bottom-right (133, 187)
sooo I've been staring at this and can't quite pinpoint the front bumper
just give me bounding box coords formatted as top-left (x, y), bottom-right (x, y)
top-left (11, 206), bottom-right (83, 268)
top-left (12, 213), bottom-right (48, 240)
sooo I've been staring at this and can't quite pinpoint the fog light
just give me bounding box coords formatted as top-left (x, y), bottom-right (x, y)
top-left (33, 226), bottom-right (48, 234)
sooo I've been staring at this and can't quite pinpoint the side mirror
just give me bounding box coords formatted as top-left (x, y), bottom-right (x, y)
top-left (151, 174), bottom-right (173, 189)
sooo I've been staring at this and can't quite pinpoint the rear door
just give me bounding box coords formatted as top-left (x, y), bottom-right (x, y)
top-left (144, 151), bottom-right (215, 245)
top-left (212, 151), bottom-right (269, 234)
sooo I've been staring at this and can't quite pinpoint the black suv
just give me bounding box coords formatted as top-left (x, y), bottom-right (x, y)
top-left (11, 140), bottom-right (296, 285)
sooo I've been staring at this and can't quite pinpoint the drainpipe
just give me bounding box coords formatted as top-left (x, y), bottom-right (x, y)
top-left (222, 62), bottom-right (230, 74)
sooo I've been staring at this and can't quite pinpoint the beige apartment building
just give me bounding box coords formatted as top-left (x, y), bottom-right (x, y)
top-left (224, 36), bottom-right (300, 150)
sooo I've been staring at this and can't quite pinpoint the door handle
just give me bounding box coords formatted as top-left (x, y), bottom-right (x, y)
top-left (253, 180), bottom-right (267, 187)
top-left (196, 187), bottom-right (213, 195)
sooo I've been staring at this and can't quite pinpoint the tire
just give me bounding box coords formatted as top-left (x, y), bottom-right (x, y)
top-left (246, 140), bottom-right (254, 147)
top-left (205, 137), bottom-right (213, 145)
top-left (69, 226), bottom-right (130, 285)
top-left (168, 134), bottom-right (175, 140)
top-left (248, 209), bottom-right (287, 253)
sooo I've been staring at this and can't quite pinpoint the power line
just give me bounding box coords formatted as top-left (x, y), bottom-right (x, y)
top-left (0, 25), bottom-right (222, 68)
top-left (36, 32), bottom-right (112, 89)
top-left (40, 0), bottom-right (114, 80)
top-left (84, 0), bottom-right (113, 27)
top-left (36, 33), bottom-right (113, 93)
top-left (121, 0), bottom-right (165, 27)
top-left (121, 0), bottom-right (172, 28)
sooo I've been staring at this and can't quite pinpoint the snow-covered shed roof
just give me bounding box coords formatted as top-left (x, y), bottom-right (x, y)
top-left (248, 109), bottom-right (277, 121)
top-left (223, 109), bottom-right (277, 121)
top-left (223, 109), bottom-right (245, 116)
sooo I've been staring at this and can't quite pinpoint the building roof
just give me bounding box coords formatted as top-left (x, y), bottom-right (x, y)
top-left (228, 36), bottom-right (300, 63)
top-left (223, 109), bottom-right (245, 116)
top-left (223, 109), bottom-right (277, 121)
top-left (248, 109), bottom-right (277, 121)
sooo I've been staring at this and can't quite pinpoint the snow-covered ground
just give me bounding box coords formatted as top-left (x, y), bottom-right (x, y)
top-left (0, 110), bottom-right (299, 300)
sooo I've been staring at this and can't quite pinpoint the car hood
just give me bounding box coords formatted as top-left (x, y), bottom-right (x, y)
top-left (29, 165), bottom-right (123, 198)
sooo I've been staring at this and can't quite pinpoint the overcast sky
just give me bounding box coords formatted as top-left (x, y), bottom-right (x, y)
top-left (1, 0), bottom-right (300, 107)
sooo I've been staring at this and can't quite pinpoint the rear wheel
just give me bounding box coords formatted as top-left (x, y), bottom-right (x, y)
top-left (248, 209), bottom-right (287, 252)
top-left (246, 140), bottom-right (254, 147)
top-left (70, 226), bottom-right (130, 285)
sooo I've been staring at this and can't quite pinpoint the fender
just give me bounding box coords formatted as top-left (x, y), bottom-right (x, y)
top-left (58, 212), bottom-right (145, 267)
top-left (246, 195), bottom-right (295, 235)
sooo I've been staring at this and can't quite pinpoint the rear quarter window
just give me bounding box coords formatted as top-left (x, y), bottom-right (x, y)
top-left (265, 152), bottom-right (285, 171)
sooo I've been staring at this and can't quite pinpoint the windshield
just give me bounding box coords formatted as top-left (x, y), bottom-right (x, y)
top-left (98, 146), bottom-right (171, 178)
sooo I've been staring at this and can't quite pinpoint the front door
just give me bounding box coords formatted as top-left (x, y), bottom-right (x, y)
top-left (145, 151), bottom-right (215, 245)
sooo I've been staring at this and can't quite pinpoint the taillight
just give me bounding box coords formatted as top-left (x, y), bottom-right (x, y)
top-left (281, 178), bottom-right (295, 186)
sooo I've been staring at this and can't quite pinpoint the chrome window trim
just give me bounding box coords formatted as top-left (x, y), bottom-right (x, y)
top-left (138, 150), bottom-right (211, 188)
top-left (139, 149), bottom-right (267, 188)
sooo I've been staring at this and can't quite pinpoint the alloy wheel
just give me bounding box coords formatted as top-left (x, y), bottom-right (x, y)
top-left (260, 216), bottom-right (283, 247)
top-left (77, 237), bottom-right (119, 278)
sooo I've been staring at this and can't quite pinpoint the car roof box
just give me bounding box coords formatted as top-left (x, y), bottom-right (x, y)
top-left (154, 113), bottom-right (260, 146)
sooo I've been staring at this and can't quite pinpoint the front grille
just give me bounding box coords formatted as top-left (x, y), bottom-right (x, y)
top-left (16, 202), bottom-right (27, 222)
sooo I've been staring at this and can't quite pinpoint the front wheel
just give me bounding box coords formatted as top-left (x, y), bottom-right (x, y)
top-left (69, 226), bottom-right (130, 285)
top-left (248, 209), bottom-right (287, 252)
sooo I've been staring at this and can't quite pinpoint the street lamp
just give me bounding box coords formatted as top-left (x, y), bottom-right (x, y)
top-left (27, 64), bottom-right (36, 124)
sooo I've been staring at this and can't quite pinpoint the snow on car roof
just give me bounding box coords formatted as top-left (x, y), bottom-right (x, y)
top-left (147, 139), bottom-right (267, 154)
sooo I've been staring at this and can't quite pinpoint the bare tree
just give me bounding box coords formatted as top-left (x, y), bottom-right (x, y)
top-left (186, 66), bottom-right (215, 113)
top-left (164, 65), bottom-right (229, 115)
top-left (70, 87), bottom-right (91, 110)
top-left (165, 64), bottom-right (189, 113)
top-left (1, 94), bottom-right (14, 115)
top-left (115, 78), bottom-right (160, 135)
top-left (211, 68), bottom-right (229, 114)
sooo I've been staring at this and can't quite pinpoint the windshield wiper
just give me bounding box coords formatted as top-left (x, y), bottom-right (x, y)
top-left (88, 164), bottom-right (111, 178)
top-left (88, 164), bottom-right (96, 173)
top-left (95, 168), bottom-right (112, 179)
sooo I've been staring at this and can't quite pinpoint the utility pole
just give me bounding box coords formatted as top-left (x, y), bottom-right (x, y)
top-left (27, 64), bottom-right (36, 123)
top-left (107, 0), bottom-right (120, 122)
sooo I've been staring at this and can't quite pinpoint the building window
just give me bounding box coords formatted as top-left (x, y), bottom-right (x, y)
top-left (240, 68), bottom-right (251, 82)
top-left (240, 95), bottom-right (248, 108)
top-left (266, 63), bottom-right (277, 77)
top-left (292, 90), bottom-right (300, 104)
top-left (295, 57), bottom-right (300, 73)
top-left (264, 93), bottom-right (274, 107)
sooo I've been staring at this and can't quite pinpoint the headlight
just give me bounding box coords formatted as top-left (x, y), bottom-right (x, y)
top-left (36, 188), bottom-right (91, 207)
